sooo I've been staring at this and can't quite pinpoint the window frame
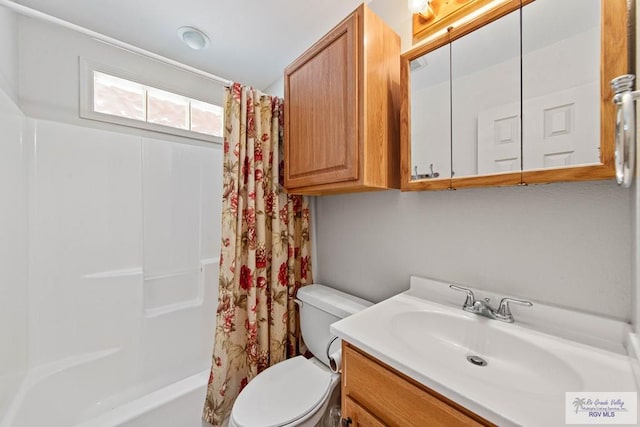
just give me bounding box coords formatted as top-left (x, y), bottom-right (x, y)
top-left (79, 58), bottom-right (223, 144)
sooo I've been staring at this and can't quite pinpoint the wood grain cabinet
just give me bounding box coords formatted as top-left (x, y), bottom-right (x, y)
top-left (341, 342), bottom-right (495, 427)
top-left (284, 4), bottom-right (400, 195)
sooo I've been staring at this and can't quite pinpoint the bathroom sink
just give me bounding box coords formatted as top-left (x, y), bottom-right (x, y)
top-left (330, 276), bottom-right (637, 426)
top-left (390, 310), bottom-right (583, 396)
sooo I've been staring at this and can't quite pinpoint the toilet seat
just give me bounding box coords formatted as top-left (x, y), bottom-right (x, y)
top-left (230, 356), bottom-right (334, 427)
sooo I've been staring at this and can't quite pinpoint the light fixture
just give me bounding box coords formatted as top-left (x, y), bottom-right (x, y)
top-left (177, 26), bottom-right (210, 50)
top-left (411, 0), bottom-right (492, 42)
top-left (408, 0), bottom-right (430, 15)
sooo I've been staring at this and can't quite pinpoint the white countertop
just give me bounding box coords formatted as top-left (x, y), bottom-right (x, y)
top-left (330, 276), bottom-right (639, 427)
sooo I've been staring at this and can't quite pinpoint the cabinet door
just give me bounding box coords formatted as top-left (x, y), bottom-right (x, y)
top-left (284, 11), bottom-right (359, 189)
top-left (343, 397), bottom-right (386, 427)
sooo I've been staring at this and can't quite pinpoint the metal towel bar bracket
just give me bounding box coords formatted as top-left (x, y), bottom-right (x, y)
top-left (611, 74), bottom-right (638, 188)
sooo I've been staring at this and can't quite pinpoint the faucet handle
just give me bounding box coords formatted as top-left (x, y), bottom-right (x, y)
top-left (497, 297), bottom-right (533, 317)
top-left (449, 284), bottom-right (475, 307)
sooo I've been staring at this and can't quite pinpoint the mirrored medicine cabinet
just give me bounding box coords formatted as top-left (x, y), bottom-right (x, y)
top-left (400, 0), bottom-right (628, 191)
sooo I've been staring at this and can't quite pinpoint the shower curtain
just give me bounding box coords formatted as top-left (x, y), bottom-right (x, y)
top-left (203, 83), bottom-right (313, 426)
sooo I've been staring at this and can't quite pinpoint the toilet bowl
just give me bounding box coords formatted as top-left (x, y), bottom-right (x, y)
top-left (229, 357), bottom-right (340, 427)
top-left (228, 284), bottom-right (371, 427)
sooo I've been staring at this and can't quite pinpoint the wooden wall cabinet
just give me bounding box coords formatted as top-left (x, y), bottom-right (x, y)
top-left (341, 342), bottom-right (495, 427)
top-left (284, 4), bottom-right (401, 195)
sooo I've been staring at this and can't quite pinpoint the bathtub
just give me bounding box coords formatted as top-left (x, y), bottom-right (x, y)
top-left (1, 349), bottom-right (212, 427)
top-left (75, 370), bottom-right (210, 427)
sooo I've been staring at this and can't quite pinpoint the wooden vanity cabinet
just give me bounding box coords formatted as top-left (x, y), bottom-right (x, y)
top-left (341, 342), bottom-right (495, 427)
top-left (284, 4), bottom-right (400, 195)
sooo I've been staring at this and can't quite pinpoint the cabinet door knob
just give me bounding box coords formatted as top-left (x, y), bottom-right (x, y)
top-left (341, 417), bottom-right (353, 426)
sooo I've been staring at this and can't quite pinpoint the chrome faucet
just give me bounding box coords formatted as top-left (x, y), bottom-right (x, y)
top-left (449, 284), bottom-right (532, 323)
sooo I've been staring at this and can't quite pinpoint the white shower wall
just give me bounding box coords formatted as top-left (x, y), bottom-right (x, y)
top-left (0, 6), bottom-right (28, 422)
top-left (0, 77), bottom-right (28, 423)
top-left (0, 117), bottom-right (222, 427)
top-left (13, 10), bottom-right (223, 372)
top-left (0, 9), bottom-right (224, 425)
top-left (0, 6), bottom-right (18, 102)
top-left (27, 120), bottom-right (221, 369)
top-left (8, 119), bottom-right (222, 426)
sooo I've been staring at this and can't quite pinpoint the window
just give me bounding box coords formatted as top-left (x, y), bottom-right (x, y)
top-left (80, 60), bottom-right (223, 142)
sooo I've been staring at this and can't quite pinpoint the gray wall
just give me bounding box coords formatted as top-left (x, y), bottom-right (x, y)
top-left (265, 5), bottom-right (635, 322)
top-left (315, 181), bottom-right (631, 321)
top-left (270, 0), bottom-right (634, 322)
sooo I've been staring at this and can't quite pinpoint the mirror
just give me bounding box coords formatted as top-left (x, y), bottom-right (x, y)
top-left (409, 44), bottom-right (451, 183)
top-left (522, 0), bottom-right (601, 170)
top-left (401, 0), bottom-right (626, 191)
top-left (451, 10), bottom-right (521, 179)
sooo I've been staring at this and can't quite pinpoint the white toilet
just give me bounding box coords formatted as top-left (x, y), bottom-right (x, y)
top-left (229, 284), bottom-right (371, 427)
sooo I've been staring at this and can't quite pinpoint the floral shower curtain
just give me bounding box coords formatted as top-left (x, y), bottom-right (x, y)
top-left (203, 83), bottom-right (313, 426)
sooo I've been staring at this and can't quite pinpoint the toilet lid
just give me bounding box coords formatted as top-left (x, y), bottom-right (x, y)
top-left (231, 356), bottom-right (333, 427)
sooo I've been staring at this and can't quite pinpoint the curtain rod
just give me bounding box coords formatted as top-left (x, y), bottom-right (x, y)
top-left (0, 0), bottom-right (233, 87)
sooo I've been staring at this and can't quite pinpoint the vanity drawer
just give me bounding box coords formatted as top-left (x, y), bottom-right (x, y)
top-left (342, 342), bottom-right (494, 427)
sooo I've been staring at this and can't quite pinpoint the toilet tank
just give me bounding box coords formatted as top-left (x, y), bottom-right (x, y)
top-left (296, 284), bottom-right (372, 366)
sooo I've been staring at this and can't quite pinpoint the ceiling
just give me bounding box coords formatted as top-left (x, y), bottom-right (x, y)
top-left (12, 0), bottom-right (410, 90)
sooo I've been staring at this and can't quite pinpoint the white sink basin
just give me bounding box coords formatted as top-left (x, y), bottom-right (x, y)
top-left (390, 310), bottom-right (583, 396)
